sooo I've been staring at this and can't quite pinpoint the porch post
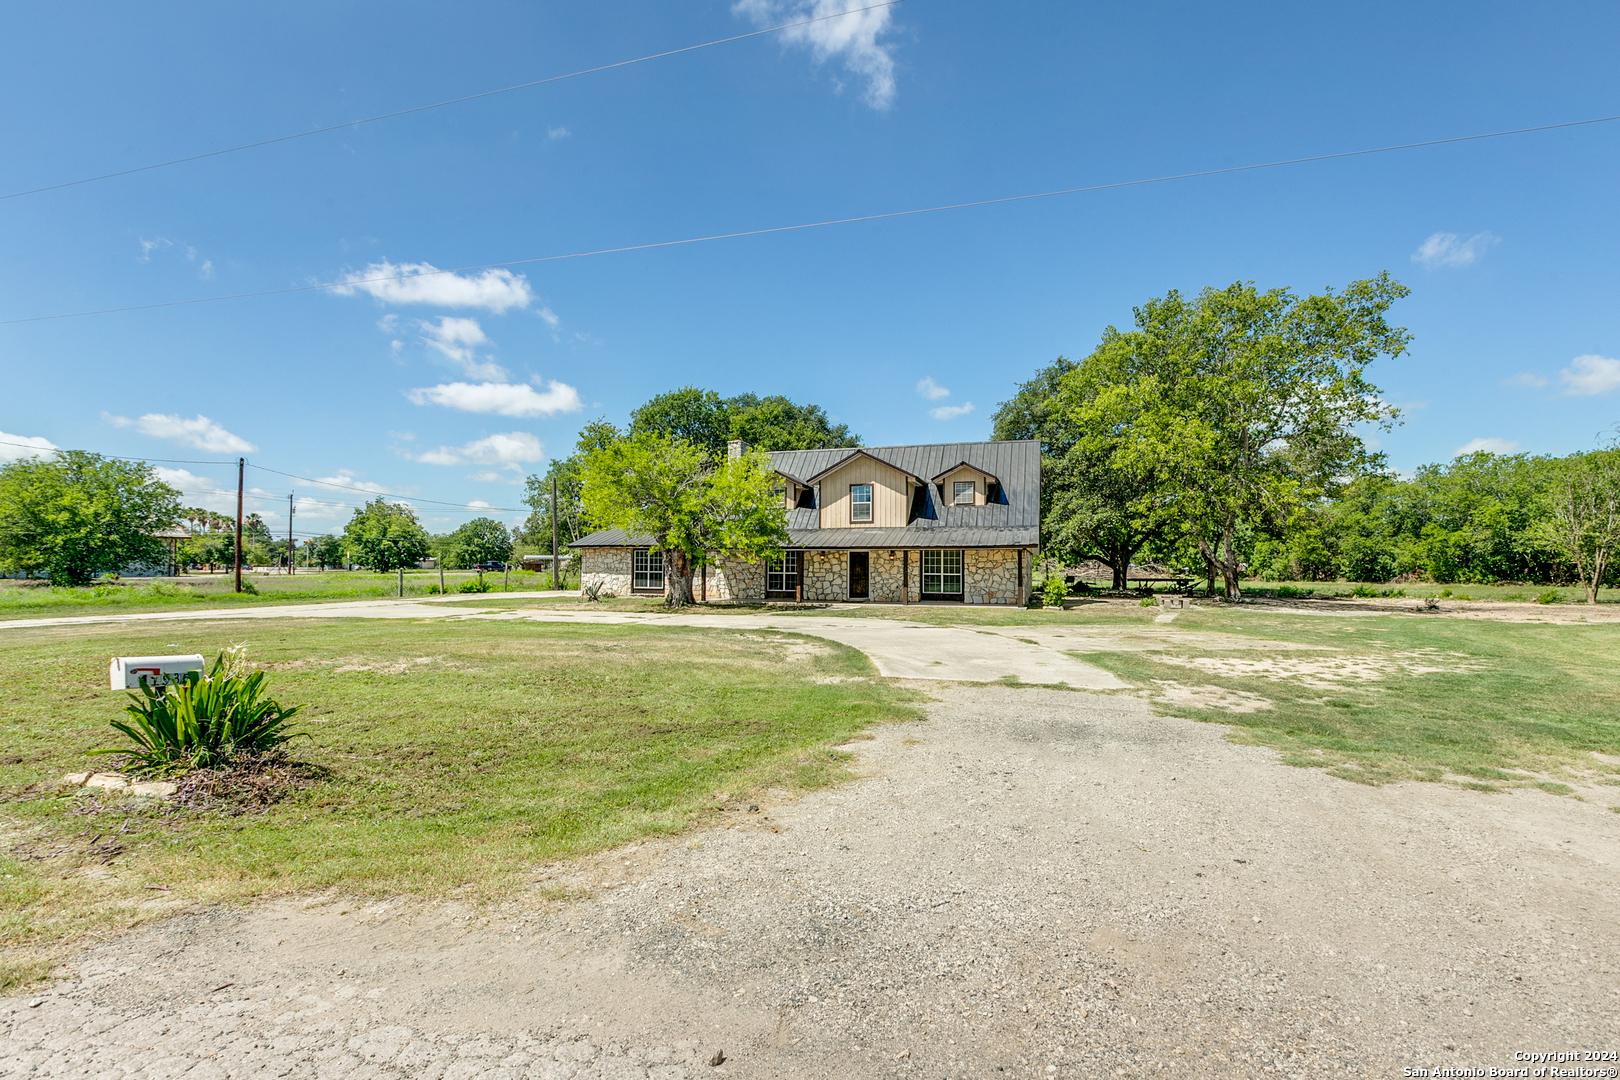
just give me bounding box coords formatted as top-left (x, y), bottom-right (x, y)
top-left (902, 549), bottom-right (909, 605)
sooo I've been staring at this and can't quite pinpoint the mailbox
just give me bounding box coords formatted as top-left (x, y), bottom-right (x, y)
top-left (109, 655), bottom-right (205, 691)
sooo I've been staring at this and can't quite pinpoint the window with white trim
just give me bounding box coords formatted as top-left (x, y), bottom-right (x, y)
top-left (632, 549), bottom-right (664, 591)
top-left (850, 484), bottom-right (873, 523)
top-left (767, 551), bottom-right (799, 593)
top-left (953, 480), bottom-right (976, 505)
top-left (922, 549), bottom-right (963, 595)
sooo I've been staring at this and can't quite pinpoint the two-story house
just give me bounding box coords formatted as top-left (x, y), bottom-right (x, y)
top-left (569, 438), bottom-right (1039, 605)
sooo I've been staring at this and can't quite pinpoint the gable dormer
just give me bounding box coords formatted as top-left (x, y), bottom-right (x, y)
top-left (931, 462), bottom-right (1002, 508)
top-left (806, 450), bottom-right (923, 529)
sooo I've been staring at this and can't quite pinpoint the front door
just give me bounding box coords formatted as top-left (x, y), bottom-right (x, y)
top-left (848, 551), bottom-right (869, 599)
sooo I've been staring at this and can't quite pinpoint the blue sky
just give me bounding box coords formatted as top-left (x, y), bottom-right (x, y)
top-left (2, 1), bottom-right (1617, 537)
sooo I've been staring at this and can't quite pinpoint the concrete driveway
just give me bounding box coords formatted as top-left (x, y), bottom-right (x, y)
top-left (0, 596), bottom-right (1124, 690)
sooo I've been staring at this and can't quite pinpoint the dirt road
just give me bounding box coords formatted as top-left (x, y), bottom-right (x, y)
top-left (4, 684), bottom-right (1614, 1079)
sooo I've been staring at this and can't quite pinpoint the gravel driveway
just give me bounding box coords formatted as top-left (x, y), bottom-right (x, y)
top-left (3, 685), bottom-right (1616, 1079)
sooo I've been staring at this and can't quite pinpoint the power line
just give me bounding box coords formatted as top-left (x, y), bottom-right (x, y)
top-left (246, 463), bottom-right (526, 512)
top-left (4, 111), bottom-right (1617, 327)
top-left (0, 1), bottom-right (906, 203)
top-left (0, 437), bottom-right (531, 514)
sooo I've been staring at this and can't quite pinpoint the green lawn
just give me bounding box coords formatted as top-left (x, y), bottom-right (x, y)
top-left (0, 568), bottom-right (579, 620)
top-left (1070, 608), bottom-right (1620, 789)
top-left (0, 618), bottom-right (919, 989)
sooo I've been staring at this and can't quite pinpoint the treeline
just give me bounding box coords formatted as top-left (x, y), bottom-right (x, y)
top-left (1249, 451), bottom-right (1619, 588)
top-left (994, 275), bottom-right (1620, 602)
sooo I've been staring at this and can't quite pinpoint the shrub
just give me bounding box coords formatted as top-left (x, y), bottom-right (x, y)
top-left (457, 577), bottom-right (491, 593)
top-left (1041, 575), bottom-right (1068, 607)
top-left (582, 581), bottom-right (607, 602)
top-left (95, 647), bottom-right (305, 775)
top-left (1138, 596), bottom-right (1156, 607)
top-left (1537, 589), bottom-right (1561, 605)
top-left (1276, 585), bottom-right (1315, 599)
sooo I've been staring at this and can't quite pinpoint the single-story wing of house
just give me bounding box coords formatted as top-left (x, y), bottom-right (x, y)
top-left (569, 437), bottom-right (1040, 605)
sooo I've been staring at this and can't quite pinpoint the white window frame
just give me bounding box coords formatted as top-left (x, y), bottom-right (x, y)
top-left (632, 548), bottom-right (664, 591)
top-left (850, 484), bottom-right (874, 523)
top-left (953, 480), bottom-right (976, 505)
top-left (767, 551), bottom-right (799, 593)
top-left (921, 549), bottom-right (963, 596)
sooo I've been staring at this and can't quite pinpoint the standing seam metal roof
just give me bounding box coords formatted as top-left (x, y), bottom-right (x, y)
top-left (570, 439), bottom-right (1040, 550)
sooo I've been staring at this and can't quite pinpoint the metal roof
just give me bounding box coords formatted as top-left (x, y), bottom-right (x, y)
top-left (570, 439), bottom-right (1041, 550)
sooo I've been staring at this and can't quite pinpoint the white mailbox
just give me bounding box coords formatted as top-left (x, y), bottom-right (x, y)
top-left (110, 655), bottom-right (205, 691)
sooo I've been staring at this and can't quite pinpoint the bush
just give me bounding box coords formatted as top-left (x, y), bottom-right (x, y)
top-left (1276, 585), bottom-right (1315, 598)
top-left (457, 577), bottom-right (491, 593)
top-left (95, 647), bottom-right (305, 775)
top-left (1537, 589), bottom-right (1561, 605)
top-left (1041, 575), bottom-right (1068, 607)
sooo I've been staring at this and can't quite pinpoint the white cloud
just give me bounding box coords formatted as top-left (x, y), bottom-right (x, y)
top-left (1560, 354), bottom-right (1620, 396)
top-left (412, 432), bottom-right (542, 466)
top-left (0, 431), bottom-right (58, 463)
top-left (539, 305), bottom-right (560, 330)
top-left (930, 402), bottom-right (975, 421)
top-left (465, 469), bottom-right (526, 485)
top-left (416, 316), bottom-right (508, 380)
top-left (547, 126), bottom-right (571, 140)
top-left (1502, 373), bottom-right (1549, 388)
top-left (313, 470), bottom-right (393, 494)
top-left (1412, 231), bottom-right (1500, 270)
top-left (332, 259), bottom-right (532, 313)
top-left (734, 0), bottom-right (899, 109)
top-left (916, 376), bottom-right (950, 400)
top-left (1453, 437), bottom-right (1522, 457)
top-left (107, 412), bottom-right (257, 454)
top-left (406, 380), bottom-right (583, 418)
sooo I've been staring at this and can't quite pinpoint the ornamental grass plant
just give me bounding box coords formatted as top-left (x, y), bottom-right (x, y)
top-left (95, 646), bottom-right (305, 775)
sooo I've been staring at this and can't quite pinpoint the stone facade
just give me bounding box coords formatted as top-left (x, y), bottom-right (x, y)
top-left (580, 545), bottom-right (1028, 605)
top-left (579, 548), bottom-right (634, 597)
top-left (963, 548), bottom-right (1024, 605)
top-left (701, 554), bottom-right (766, 601)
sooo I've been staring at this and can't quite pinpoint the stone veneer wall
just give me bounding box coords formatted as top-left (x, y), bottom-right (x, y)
top-left (963, 548), bottom-right (1025, 605)
top-left (579, 548), bottom-right (633, 597)
top-left (800, 551), bottom-right (847, 602)
top-left (702, 554), bottom-right (765, 601)
top-left (583, 546), bottom-right (1029, 604)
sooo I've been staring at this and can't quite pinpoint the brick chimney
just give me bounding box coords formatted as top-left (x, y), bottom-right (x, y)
top-left (726, 438), bottom-right (748, 461)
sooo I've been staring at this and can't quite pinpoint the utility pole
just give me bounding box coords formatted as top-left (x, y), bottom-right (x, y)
top-left (551, 476), bottom-right (560, 590)
top-left (234, 457), bottom-right (244, 593)
top-left (287, 492), bottom-right (295, 576)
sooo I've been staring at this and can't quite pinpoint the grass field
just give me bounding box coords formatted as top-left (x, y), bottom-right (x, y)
top-left (0, 618), bottom-right (919, 989)
top-left (0, 568), bottom-right (580, 620)
top-left (1066, 608), bottom-right (1620, 790)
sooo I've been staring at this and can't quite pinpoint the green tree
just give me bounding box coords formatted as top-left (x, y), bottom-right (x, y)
top-left (0, 451), bottom-right (180, 585)
top-left (629, 388), bottom-right (731, 455)
top-left (726, 393), bottom-right (860, 451)
top-left (1537, 448), bottom-right (1620, 604)
top-left (579, 432), bottom-right (787, 606)
top-left (306, 534), bottom-right (345, 569)
top-left (448, 517), bottom-right (513, 568)
top-left (1064, 275), bottom-right (1411, 598)
top-left (341, 498), bottom-right (431, 572)
top-left (990, 356), bottom-right (1082, 457)
top-left (630, 388), bottom-right (860, 456)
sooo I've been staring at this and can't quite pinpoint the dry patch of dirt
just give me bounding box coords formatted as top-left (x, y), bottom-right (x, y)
top-left (734, 633), bottom-right (830, 663)
top-left (1155, 647), bottom-right (1488, 689)
top-left (1139, 678), bottom-right (1273, 713)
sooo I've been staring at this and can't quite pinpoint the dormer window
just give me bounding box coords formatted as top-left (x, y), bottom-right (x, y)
top-left (850, 484), bottom-right (873, 522)
top-left (953, 481), bottom-right (976, 505)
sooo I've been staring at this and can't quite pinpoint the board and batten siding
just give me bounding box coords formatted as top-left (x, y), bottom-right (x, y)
top-left (935, 464), bottom-right (994, 506)
top-left (818, 457), bottom-right (912, 529)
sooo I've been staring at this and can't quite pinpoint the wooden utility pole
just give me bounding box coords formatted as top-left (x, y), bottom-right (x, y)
top-left (234, 457), bottom-right (244, 593)
top-left (287, 492), bottom-right (295, 576)
top-left (551, 476), bottom-right (560, 590)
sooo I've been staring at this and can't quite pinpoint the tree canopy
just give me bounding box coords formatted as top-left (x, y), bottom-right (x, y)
top-left (579, 431), bottom-right (787, 605)
top-left (0, 451), bottom-right (180, 585)
top-left (629, 387), bottom-right (860, 456)
top-left (445, 517), bottom-right (513, 569)
top-left (1054, 275), bottom-right (1411, 598)
top-left (341, 498), bottom-right (431, 572)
